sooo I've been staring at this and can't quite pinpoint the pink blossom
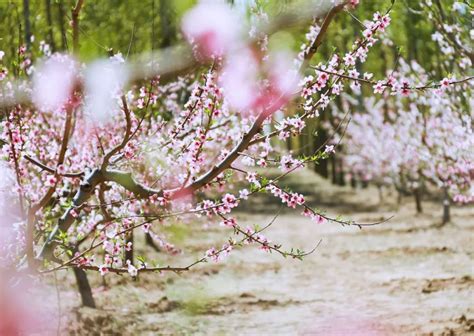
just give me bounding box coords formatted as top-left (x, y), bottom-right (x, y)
top-left (221, 217), bottom-right (237, 227)
top-left (142, 223), bottom-right (151, 233)
top-left (70, 209), bottom-right (79, 218)
top-left (332, 83), bottom-right (342, 95)
top-left (400, 80), bottom-right (410, 96)
top-left (318, 72), bottom-right (329, 82)
top-left (56, 164), bottom-right (66, 175)
top-left (373, 81), bottom-right (385, 94)
top-left (205, 247), bottom-right (219, 262)
top-left (222, 193), bottom-right (238, 208)
top-left (440, 77), bottom-right (450, 88)
top-left (104, 254), bottom-right (113, 265)
top-left (349, 0), bottom-right (360, 7)
top-left (313, 214), bottom-right (326, 224)
top-left (343, 53), bottom-right (355, 66)
top-left (0, 68), bottom-right (7, 81)
top-left (126, 260), bottom-right (138, 277)
top-left (302, 208), bottom-right (313, 218)
top-left (280, 155), bottom-right (302, 172)
top-left (364, 72), bottom-right (374, 80)
top-left (45, 175), bottom-right (57, 187)
top-left (239, 189), bottom-right (250, 200)
top-left (99, 264), bottom-right (108, 276)
top-left (246, 172), bottom-right (260, 187)
top-left (324, 145), bottom-right (335, 154)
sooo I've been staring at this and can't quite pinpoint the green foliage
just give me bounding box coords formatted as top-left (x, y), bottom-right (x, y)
top-left (0, 0), bottom-right (193, 63)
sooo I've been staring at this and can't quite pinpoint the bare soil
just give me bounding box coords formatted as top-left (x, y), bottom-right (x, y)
top-left (45, 169), bottom-right (473, 335)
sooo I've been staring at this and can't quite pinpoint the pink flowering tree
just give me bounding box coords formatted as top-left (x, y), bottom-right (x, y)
top-left (0, 0), bottom-right (470, 313)
top-left (342, 59), bottom-right (473, 221)
top-left (332, 12), bottom-right (473, 221)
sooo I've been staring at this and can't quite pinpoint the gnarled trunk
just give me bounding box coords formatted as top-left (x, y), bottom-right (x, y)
top-left (73, 267), bottom-right (96, 308)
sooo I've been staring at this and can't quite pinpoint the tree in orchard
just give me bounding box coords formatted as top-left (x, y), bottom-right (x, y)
top-left (0, 2), bottom-right (469, 328)
top-left (342, 73), bottom-right (472, 219)
top-left (333, 13), bottom-right (472, 221)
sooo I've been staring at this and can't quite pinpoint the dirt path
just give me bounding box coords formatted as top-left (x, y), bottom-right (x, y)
top-left (51, 170), bottom-right (473, 335)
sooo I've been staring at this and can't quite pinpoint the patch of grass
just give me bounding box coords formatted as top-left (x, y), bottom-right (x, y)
top-left (181, 292), bottom-right (215, 315)
top-left (165, 283), bottom-right (217, 316)
top-left (161, 222), bottom-right (192, 245)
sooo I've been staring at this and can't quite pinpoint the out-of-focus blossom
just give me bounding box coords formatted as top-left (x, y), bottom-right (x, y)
top-left (182, 1), bottom-right (241, 59)
top-left (452, 2), bottom-right (467, 14)
top-left (0, 163), bottom-right (20, 266)
top-left (349, 0), bottom-right (360, 7)
top-left (261, 51), bottom-right (300, 115)
top-left (84, 57), bottom-right (128, 124)
top-left (220, 48), bottom-right (259, 112)
top-left (0, 274), bottom-right (57, 335)
top-left (0, 68), bottom-right (7, 81)
top-left (0, 164), bottom-right (56, 335)
top-left (221, 50), bottom-right (299, 116)
top-left (32, 54), bottom-right (77, 112)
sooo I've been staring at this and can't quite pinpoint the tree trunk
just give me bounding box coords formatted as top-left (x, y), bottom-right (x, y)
top-left (73, 267), bottom-right (96, 308)
top-left (158, 0), bottom-right (176, 48)
top-left (331, 156), bottom-right (337, 185)
top-left (414, 187), bottom-right (423, 214)
top-left (44, 0), bottom-right (56, 51)
top-left (337, 158), bottom-right (345, 186)
top-left (313, 124), bottom-right (328, 178)
top-left (57, 0), bottom-right (68, 50)
top-left (71, 0), bottom-right (84, 54)
top-left (397, 190), bottom-right (403, 205)
top-left (442, 187), bottom-right (450, 225)
top-left (23, 0), bottom-right (31, 50)
top-left (350, 176), bottom-right (357, 189)
top-left (146, 232), bottom-right (161, 251)
top-left (314, 154), bottom-right (329, 178)
top-left (377, 185), bottom-right (383, 205)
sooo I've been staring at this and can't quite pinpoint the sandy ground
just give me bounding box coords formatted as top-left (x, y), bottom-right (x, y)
top-left (44, 169), bottom-right (473, 335)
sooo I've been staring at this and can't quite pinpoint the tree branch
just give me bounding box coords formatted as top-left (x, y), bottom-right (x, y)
top-left (24, 154), bottom-right (84, 178)
top-left (101, 95), bottom-right (132, 170)
top-left (303, 3), bottom-right (345, 65)
top-left (71, 0), bottom-right (84, 54)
